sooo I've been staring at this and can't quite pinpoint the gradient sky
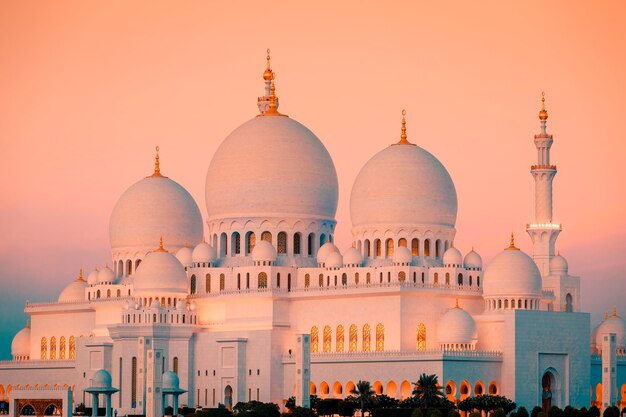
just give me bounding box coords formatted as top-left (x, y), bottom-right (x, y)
top-left (1, 1), bottom-right (625, 360)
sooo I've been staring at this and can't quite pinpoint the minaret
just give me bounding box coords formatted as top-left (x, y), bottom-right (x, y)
top-left (526, 92), bottom-right (561, 276)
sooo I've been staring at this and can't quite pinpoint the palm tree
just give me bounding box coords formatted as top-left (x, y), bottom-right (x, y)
top-left (351, 380), bottom-right (375, 417)
top-left (413, 373), bottom-right (444, 409)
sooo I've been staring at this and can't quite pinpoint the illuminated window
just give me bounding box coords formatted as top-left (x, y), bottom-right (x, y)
top-left (261, 231), bottom-right (272, 242)
top-left (424, 239), bottom-right (430, 256)
top-left (411, 239), bottom-right (419, 256)
top-left (293, 233), bottom-right (301, 255)
top-left (399, 238), bottom-right (407, 247)
top-left (417, 323), bottom-right (426, 350)
top-left (191, 275), bottom-right (197, 294)
top-left (398, 271), bottom-right (406, 282)
top-left (59, 337), bottom-right (66, 359)
top-left (386, 239), bottom-right (394, 257)
top-left (206, 274), bottom-right (211, 293)
top-left (258, 272), bottom-right (268, 288)
top-left (246, 232), bottom-right (256, 254)
top-left (311, 326), bottom-right (318, 353)
top-left (363, 324), bottom-right (371, 352)
top-left (374, 239), bottom-right (381, 257)
top-left (305, 274), bottom-right (310, 288)
top-left (277, 232), bottom-right (287, 254)
top-left (323, 326), bottom-right (331, 353)
top-left (41, 337), bottom-right (47, 360)
top-left (220, 274), bottom-right (225, 291)
top-left (336, 325), bottom-right (344, 352)
top-left (69, 336), bottom-right (75, 359)
top-left (50, 337), bottom-right (56, 360)
top-left (349, 325), bottom-right (357, 352)
top-left (376, 323), bottom-right (384, 351)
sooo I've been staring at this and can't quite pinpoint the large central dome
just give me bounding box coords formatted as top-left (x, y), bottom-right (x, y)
top-left (205, 114), bottom-right (338, 221)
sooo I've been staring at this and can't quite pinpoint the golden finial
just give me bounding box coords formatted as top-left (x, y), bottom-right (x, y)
top-left (156, 235), bottom-right (166, 252)
top-left (393, 109), bottom-right (414, 145)
top-left (605, 310), bottom-right (609, 320)
top-left (506, 233), bottom-right (519, 250)
top-left (539, 91), bottom-right (548, 121)
top-left (454, 298), bottom-right (460, 309)
top-left (150, 146), bottom-right (164, 178)
top-left (613, 307), bottom-right (619, 318)
top-left (76, 268), bottom-right (85, 282)
top-left (263, 79), bottom-right (285, 116)
top-left (263, 48), bottom-right (274, 81)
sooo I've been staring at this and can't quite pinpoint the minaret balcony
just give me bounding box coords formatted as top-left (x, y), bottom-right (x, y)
top-left (530, 164), bottom-right (557, 170)
top-left (526, 223), bottom-right (561, 230)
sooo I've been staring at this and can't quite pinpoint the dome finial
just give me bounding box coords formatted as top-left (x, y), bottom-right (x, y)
top-left (156, 235), bottom-right (167, 252)
top-left (613, 307), bottom-right (619, 318)
top-left (76, 268), bottom-right (85, 282)
top-left (454, 298), bottom-right (460, 309)
top-left (394, 109), bottom-right (413, 145)
top-left (506, 233), bottom-right (519, 250)
top-left (605, 310), bottom-right (609, 320)
top-left (539, 91), bottom-right (548, 121)
top-left (150, 146), bottom-right (165, 178)
top-left (263, 48), bottom-right (274, 81)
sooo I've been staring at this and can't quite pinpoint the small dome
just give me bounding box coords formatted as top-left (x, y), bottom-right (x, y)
top-left (251, 240), bottom-right (277, 262)
top-left (176, 246), bottom-right (193, 267)
top-left (436, 304), bottom-right (478, 346)
top-left (594, 312), bottom-right (626, 351)
top-left (463, 250), bottom-right (483, 270)
top-left (11, 325), bottom-right (31, 359)
top-left (325, 251), bottom-right (343, 268)
top-left (316, 242), bottom-right (338, 264)
top-left (483, 244), bottom-right (542, 298)
top-left (443, 246), bottom-right (462, 267)
top-left (343, 247), bottom-right (363, 266)
top-left (87, 268), bottom-right (99, 286)
top-left (192, 242), bottom-right (216, 264)
top-left (393, 246), bottom-right (412, 264)
top-left (92, 369), bottom-right (112, 389)
top-left (133, 250), bottom-right (188, 296)
top-left (550, 254), bottom-right (568, 275)
top-left (58, 279), bottom-right (87, 302)
top-left (98, 266), bottom-right (115, 284)
top-left (163, 371), bottom-right (180, 390)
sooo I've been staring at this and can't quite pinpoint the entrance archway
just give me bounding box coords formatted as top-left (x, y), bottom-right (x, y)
top-left (541, 369), bottom-right (560, 410)
top-left (224, 385), bottom-right (233, 411)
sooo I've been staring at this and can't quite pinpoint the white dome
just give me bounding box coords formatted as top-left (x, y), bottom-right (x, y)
top-left (192, 241), bottom-right (216, 264)
top-left (176, 246), bottom-right (193, 267)
top-left (436, 304), bottom-right (478, 346)
top-left (87, 268), bottom-right (99, 286)
top-left (133, 250), bottom-right (188, 295)
top-left (92, 369), bottom-right (112, 389)
top-left (443, 246), bottom-right (462, 266)
top-left (58, 279), bottom-right (87, 302)
top-left (251, 240), bottom-right (277, 262)
top-left (98, 266), bottom-right (115, 284)
top-left (343, 247), bottom-right (363, 266)
top-left (325, 251), bottom-right (343, 268)
top-left (317, 242), bottom-right (338, 264)
top-left (463, 249), bottom-right (483, 270)
top-left (205, 116), bottom-right (338, 222)
top-left (393, 246), bottom-right (413, 264)
top-left (594, 313), bottom-right (626, 351)
top-left (110, 174), bottom-right (203, 256)
top-left (550, 254), bottom-right (568, 274)
top-left (350, 143), bottom-right (457, 230)
top-left (11, 325), bottom-right (30, 358)
top-left (163, 371), bottom-right (180, 390)
top-left (483, 244), bottom-right (542, 298)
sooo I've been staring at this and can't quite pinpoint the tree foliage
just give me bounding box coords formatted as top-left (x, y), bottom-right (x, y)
top-left (457, 395), bottom-right (516, 414)
top-left (351, 380), bottom-right (376, 417)
top-left (413, 374), bottom-right (445, 409)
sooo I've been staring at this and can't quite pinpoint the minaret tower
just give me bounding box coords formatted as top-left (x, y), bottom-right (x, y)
top-left (526, 92), bottom-right (561, 276)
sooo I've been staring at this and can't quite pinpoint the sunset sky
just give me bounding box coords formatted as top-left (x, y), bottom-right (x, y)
top-left (1, 1), bottom-right (625, 359)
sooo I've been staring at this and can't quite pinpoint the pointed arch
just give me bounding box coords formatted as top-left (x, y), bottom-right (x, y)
top-left (417, 323), bottom-right (426, 350)
top-left (336, 325), bottom-right (344, 352)
top-left (376, 323), bottom-right (384, 351)
top-left (41, 337), bottom-right (47, 360)
top-left (363, 324), bottom-right (371, 352)
top-left (349, 325), bottom-right (358, 352)
top-left (311, 326), bottom-right (319, 353)
top-left (323, 325), bottom-right (332, 352)
top-left (59, 336), bottom-right (66, 359)
top-left (277, 232), bottom-right (287, 254)
top-left (69, 336), bottom-right (75, 359)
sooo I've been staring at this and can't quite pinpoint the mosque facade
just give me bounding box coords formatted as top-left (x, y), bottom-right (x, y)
top-left (1, 52), bottom-right (625, 415)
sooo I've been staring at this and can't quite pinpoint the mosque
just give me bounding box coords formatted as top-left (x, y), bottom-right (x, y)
top-left (0, 51), bottom-right (625, 416)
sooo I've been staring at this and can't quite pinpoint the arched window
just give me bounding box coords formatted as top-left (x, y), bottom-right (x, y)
top-left (417, 323), bottom-right (426, 350)
top-left (398, 271), bottom-right (406, 282)
top-left (477, 276), bottom-right (480, 287)
top-left (424, 239), bottom-right (431, 257)
top-left (59, 336), bottom-right (66, 359)
top-left (220, 233), bottom-right (228, 256)
top-left (374, 239), bottom-right (382, 257)
top-left (385, 239), bottom-right (394, 257)
top-left (261, 231), bottom-right (272, 243)
top-left (458, 273), bottom-right (463, 285)
top-left (237, 273), bottom-right (241, 290)
top-left (375, 323), bottom-right (384, 351)
top-left (41, 337), bottom-right (47, 360)
top-left (127, 260), bottom-right (133, 276)
top-left (307, 233), bottom-right (314, 256)
top-left (469, 276), bottom-right (473, 286)
top-left (336, 325), bottom-right (344, 352)
top-left (566, 293), bottom-right (573, 312)
top-left (107, 289), bottom-right (111, 298)
top-left (355, 273), bottom-right (360, 285)
top-left (116, 289), bottom-right (121, 297)
top-left (435, 239), bottom-right (441, 258)
top-left (304, 274), bottom-right (310, 288)
top-left (246, 232), bottom-right (256, 255)
top-left (206, 274), bottom-right (211, 293)
top-left (399, 238), bottom-right (407, 247)
top-left (445, 273), bottom-right (450, 285)
top-left (131, 357), bottom-right (137, 404)
top-left (364, 240), bottom-right (371, 257)
top-left (411, 238), bottom-right (419, 256)
top-left (258, 272), bottom-right (268, 288)
top-left (434, 273), bottom-right (439, 285)
top-left (277, 232), bottom-right (287, 254)
top-left (232, 232), bottom-right (241, 255)
top-left (246, 272), bottom-right (250, 289)
top-left (363, 324), bottom-right (371, 352)
top-left (173, 357), bottom-right (179, 374)
top-left (341, 273), bottom-right (347, 286)
top-left (190, 275), bottom-right (197, 294)
top-left (135, 259), bottom-right (141, 270)
top-left (366, 273), bottom-right (371, 284)
top-left (220, 274), bottom-right (225, 291)
top-left (319, 234), bottom-right (327, 246)
top-left (323, 326), bottom-right (331, 352)
top-left (69, 336), bottom-right (75, 359)
top-left (50, 337), bottom-right (56, 360)
top-left (97, 290), bottom-right (101, 299)
top-left (293, 233), bottom-right (301, 255)
top-left (349, 325), bottom-right (358, 352)
top-left (311, 326), bottom-right (319, 353)
top-left (319, 274), bottom-right (324, 287)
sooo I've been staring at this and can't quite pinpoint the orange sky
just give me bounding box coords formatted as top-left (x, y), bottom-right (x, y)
top-left (0, 1), bottom-right (625, 357)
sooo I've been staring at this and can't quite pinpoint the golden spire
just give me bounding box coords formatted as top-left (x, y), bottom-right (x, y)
top-left (156, 235), bottom-right (167, 252)
top-left (263, 48), bottom-right (274, 81)
top-left (76, 268), bottom-right (85, 282)
top-left (539, 91), bottom-right (548, 121)
top-left (613, 307), bottom-right (619, 318)
top-left (605, 310), bottom-right (609, 320)
top-left (263, 78), bottom-right (285, 116)
top-left (454, 298), bottom-right (460, 309)
top-left (506, 233), bottom-right (519, 250)
top-left (149, 146), bottom-right (164, 178)
top-left (393, 109), bottom-right (414, 145)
